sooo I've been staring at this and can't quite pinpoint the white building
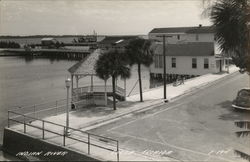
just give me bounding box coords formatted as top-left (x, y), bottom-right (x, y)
top-left (149, 25), bottom-right (215, 43)
top-left (149, 25), bottom-right (228, 80)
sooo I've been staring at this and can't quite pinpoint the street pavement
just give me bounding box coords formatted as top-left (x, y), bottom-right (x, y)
top-left (86, 73), bottom-right (250, 162)
top-left (9, 66), bottom-right (250, 161)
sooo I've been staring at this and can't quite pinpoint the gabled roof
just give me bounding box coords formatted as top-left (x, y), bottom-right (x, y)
top-left (68, 49), bottom-right (101, 75)
top-left (149, 27), bottom-right (194, 34)
top-left (186, 26), bottom-right (214, 34)
top-left (99, 36), bottom-right (139, 45)
top-left (149, 26), bottom-right (214, 34)
top-left (154, 42), bottom-right (215, 56)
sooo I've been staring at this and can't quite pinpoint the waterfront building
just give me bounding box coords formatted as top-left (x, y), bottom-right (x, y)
top-left (148, 25), bottom-right (229, 80)
top-left (98, 36), bottom-right (139, 52)
top-left (41, 37), bottom-right (57, 48)
top-left (148, 25), bottom-right (215, 43)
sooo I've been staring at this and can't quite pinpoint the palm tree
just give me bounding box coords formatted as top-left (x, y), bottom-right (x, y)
top-left (234, 120), bottom-right (250, 161)
top-left (126, 38), bottom-right (154, 102)
top-left (95, 50), bottom-right (131, 110)
top-left (95, 56), bottom-right (109, 106)
top-left (210, 0), bottom-right (250, 77)
top-left (209, 1), bottom-right (250, 160)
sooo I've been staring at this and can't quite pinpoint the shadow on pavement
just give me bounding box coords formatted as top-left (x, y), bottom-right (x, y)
top-left (70, 100), bottom-right (139, 118)
top-left (218, 100), bottom-right (250, 121)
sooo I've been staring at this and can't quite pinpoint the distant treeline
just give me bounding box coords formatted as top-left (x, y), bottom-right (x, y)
top-left (0, 41), bottom-right (21, 48)
top-left (0, 35), bottom-right (89, 39)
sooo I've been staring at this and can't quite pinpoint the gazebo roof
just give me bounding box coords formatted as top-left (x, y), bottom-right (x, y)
top-left (68, 49), bottom-right (101, 76)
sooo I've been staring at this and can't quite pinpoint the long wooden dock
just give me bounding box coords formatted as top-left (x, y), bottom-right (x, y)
top-left (0, 48), bottom-right (91, 59)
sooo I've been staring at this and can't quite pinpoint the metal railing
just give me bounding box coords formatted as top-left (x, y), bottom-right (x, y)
top-left (8, 110), bottom-right (119, 161)
top-left (127, 79), bottom-right (139, 97)
top-left (73, 85), bottom-right (125, 96)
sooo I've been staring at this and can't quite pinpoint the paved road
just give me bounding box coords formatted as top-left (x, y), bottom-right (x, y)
top-left (88, 72), bottom-right (250, 162)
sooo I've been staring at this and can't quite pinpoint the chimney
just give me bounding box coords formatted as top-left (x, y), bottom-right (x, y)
top-left (199, 24), bottom-right (202, 27)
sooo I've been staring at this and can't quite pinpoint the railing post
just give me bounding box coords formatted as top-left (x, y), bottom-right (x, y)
top-left (55, 101), bottom-right (58, 115)
top-left (33, 105), bottom-right (36, 118)
top-left (63, 126), bottom-right (66, 146)
top-left (117, 141), bottom-right (119, 162)
top-left (88, 133), bottom-right (90, 154)
top-left (42, 120), bottom-right (45, 139)
top-left (23, 115), bottom-right (26, 133)
top-left (7, 111), bottom-right (10, 128)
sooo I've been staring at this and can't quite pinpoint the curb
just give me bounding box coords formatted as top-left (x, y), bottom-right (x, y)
top-left (170, 70), bottom-right (239, 102)
top-left (80, 70), bottom-right (239, 131)
top-left (78, 99), bottom-right (164, 130)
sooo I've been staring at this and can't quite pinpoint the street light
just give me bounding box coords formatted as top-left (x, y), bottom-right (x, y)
top-left (65, 78), bottom-right (71, 136)
top-left (156, 35), bottom-right (173, 102)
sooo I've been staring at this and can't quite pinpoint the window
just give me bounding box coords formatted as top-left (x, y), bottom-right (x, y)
top-left (154, 55), bottom-right (163, 68)
top-left (177, 35), bottom-right (180, 40)
top-left (204, 58), bottom-right (209, 69)
top-left (154, 55), bottom-right (158, 68)
top-left (192, 58), bottom-right (197, 69)
top-left (159, 55), bottom-right (163, 68)
top-left (195, 34), bottom-right (199, 41)
top-left (172, 58), bottom-right (176, 68)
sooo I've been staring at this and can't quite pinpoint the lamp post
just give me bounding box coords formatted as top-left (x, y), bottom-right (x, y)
top-left (65, 78), bottom-right (71, 136)
top-left (156, 35), bottom-right (172, 102)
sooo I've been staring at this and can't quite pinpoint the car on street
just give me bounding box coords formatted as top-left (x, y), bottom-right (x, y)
top-left (232, 88), bottom-right (250, 110)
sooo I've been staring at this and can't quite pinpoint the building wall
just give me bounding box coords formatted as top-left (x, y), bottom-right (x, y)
top-left (148, 33), bottom-right (214, 44)
top-left (150, 55), bottom-right (219, 75)
top-left (186, 33), bottom-right (214, 42)
top-left (148, 33), bottom-right (187, 44)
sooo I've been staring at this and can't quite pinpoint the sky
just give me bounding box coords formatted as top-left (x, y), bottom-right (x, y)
top-left (0, 0), bottom-right (213, 36)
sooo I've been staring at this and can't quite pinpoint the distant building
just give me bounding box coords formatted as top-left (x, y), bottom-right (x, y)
top-left (149, 25), bottom-right (229, 80)
top-left (98, 36), bottom-right (139, 52)
top-left (41, 38), bottom-right (57, 48)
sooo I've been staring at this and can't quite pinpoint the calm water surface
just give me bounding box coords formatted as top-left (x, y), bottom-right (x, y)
top-left (0, 55), bottom-right (150, 142)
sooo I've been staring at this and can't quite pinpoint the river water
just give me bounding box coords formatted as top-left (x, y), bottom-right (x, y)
top-left (0, 55), bottom-right (151, 160)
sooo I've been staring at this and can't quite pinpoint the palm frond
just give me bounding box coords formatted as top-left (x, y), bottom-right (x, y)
top-left (235, 121), bottom-right (250, 129)
top-left (234, 150), bottom-right (250, 162)
top-left (235, 131), bottom-right (250, 137)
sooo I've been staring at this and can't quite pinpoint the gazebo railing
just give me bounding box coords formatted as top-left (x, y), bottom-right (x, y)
top-left (73, 85), bottom-right (125, 97)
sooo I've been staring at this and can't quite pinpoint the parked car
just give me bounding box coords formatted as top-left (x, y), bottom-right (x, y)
top-left (232, 88), bottom-right (250, 110)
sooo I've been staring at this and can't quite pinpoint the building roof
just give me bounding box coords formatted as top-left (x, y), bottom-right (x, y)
top-left (41, 38), bottom-right (55, 41)
top-left (186, 26), bottom-right (215, 34)
top-left (99, 36), bottom-right (139, 46)
top-left (68, 49), bottom-right (101, 75)
top-left (149, 26), bottom-right (214, 34)
top-left (154, 42), bottom-right (215, 56)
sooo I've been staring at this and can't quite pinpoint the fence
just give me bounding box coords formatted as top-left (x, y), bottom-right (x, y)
top-left (7, 100), bottom-right (120, 161)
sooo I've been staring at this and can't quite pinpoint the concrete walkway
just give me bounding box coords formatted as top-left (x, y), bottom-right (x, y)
top-left (43, 66), bottom-right (239, 130)
top-left (10, 66), bottom-right (240, 161)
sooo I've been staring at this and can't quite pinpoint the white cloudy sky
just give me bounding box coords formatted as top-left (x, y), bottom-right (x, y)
top-left (0, 0), bottom-right (212, 36)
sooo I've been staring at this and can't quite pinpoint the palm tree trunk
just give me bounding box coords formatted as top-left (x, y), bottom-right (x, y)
top-left (138, 63), bottom-right (143, 102)
top-left (104, 79), bottom-right (107, 106)
top-left (249, 74), bottom-right (250, 88)
top-left (112, 75), bottom-right (116, 110)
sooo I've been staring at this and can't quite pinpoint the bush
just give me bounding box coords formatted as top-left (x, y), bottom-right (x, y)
top-left (0, 41), bottom-right (21, 48)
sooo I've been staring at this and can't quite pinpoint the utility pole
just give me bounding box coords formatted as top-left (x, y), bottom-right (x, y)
top-left (156, 35), bottom-right (172, 102)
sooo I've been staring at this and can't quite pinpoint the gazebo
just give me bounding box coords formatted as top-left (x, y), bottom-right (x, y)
top-left (68, 49), bottom-right (126, 108)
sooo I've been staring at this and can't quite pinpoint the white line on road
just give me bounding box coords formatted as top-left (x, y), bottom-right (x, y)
top-left (156, 132), bottom-right (233, 162)
top-left (110, 130), bottom-right (234, 162)
top-left (107, 102), bottom-right (186, 132)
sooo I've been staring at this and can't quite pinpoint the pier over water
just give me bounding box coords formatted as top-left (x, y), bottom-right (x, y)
top-left (0, 48), bottom-right (92, 60)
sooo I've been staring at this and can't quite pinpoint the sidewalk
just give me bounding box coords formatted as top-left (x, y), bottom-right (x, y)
top-left (43, 66), bottom-right (239, 130)
top-left (10, 66), bottom-right (240, 161)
